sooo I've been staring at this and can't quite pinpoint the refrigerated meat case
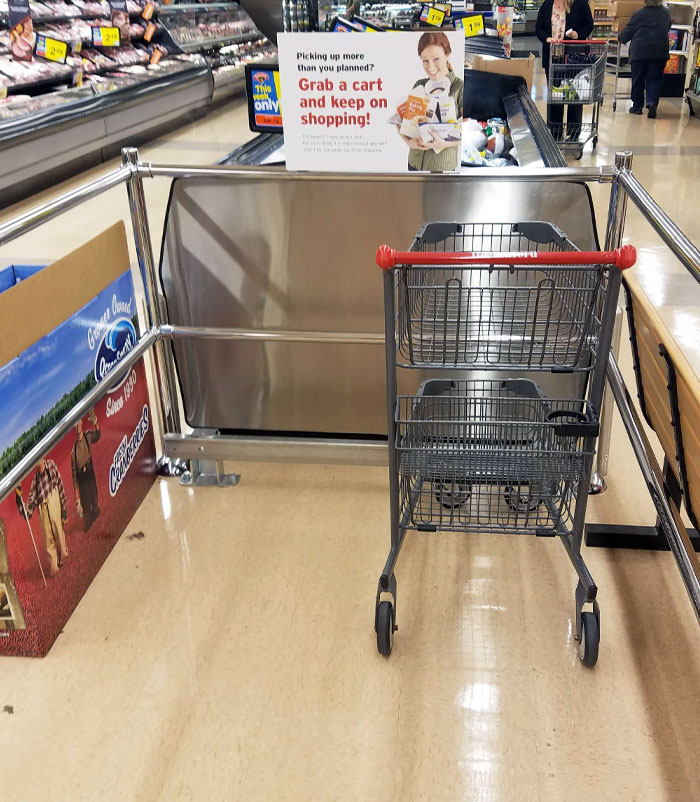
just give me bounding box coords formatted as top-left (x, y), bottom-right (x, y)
top-left (0, 0), bottom-right (276, 205)
top-left (222, 70), bottom-right (565, 168)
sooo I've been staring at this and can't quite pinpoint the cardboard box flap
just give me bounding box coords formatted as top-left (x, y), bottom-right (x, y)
top-left (0, 222), bottom-right (131, 367)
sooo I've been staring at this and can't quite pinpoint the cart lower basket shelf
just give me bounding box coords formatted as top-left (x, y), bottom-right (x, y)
top-left (397, 379), bottom-right (598, 536)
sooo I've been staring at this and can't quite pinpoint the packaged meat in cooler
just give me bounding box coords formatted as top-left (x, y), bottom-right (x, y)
top-left (41, 0), bottom-right (82, 16)
top-left (28, 0), bottom-right (53, 18)
top-left (80, 46), bottom-right (116, 68)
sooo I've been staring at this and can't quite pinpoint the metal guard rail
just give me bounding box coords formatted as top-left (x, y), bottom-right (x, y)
top-left (0, 151), bottom-right (699, 628)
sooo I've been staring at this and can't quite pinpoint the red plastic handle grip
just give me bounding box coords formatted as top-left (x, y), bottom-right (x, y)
top-left (376, 243), bottom-right (637, 271)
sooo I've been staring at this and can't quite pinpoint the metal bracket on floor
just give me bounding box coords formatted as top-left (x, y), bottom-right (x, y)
top-left (177, 429), bottom-right (240, 488)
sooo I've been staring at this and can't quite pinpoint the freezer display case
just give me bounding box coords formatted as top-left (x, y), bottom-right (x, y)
top-left (157, 2), bottom-right (276, 100)
top-left (0, 0), bottom-right (276, 205)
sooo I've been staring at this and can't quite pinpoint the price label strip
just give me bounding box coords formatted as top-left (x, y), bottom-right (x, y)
top-left (455, 13), bottom-right (484, 36)
top-left (419, 3), bottom-right (446, 26)
top-left (34, 33), bottom-right (68, 63)
top-left (92, 26), bottom-right (121, 46)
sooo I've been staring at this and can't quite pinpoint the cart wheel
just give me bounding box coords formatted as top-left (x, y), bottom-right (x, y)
top-left (613, 100), bottom-right (617, 112)
top-left (504, 486), bottom-right (541, 513)
top-left (579, 611), bottom-right (599, 667)
top-left (435, 482), bottom-right (471, 508)
top-left (592, 135), bottom-right (598, 150)
top-left (376, 600), bottom-right (394, 656)
top-left (574, 148), bottom-right (583, 160)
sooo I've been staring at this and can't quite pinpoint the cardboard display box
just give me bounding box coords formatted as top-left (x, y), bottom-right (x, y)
top-left (468, 53), bottom-right (536, 93)
top-left (0, 223), bottom-right (157, 657)
top-left (609, 0), bottom-right (642, 17)
top-left (612, 16), bottom-right (632, 31)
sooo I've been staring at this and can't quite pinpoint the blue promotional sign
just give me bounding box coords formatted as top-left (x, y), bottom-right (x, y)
top-left (245, 63), bottom-right (283, 133)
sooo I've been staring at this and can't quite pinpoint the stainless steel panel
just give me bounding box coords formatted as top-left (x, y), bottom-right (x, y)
top-left (160, 173), bottom-right (600, 434)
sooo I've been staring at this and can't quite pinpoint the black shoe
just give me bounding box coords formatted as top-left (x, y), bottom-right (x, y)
top-left (647, 105), bottom-right (657, 119)
top-left (629, 106), bottom-right (643, 114)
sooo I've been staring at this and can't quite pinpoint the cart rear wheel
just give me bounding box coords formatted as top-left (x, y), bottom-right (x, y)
top-left (579, 611), bottom-right (599, 667)
top-left (574, 148), bottom-right (584, 160)
top-left (592, 135), bottom-right (598, 150)
top-left (376, 601), bottom-right (394, 656)
top-left (613, 100), bottom-right (617, 112)
top-left (436, 482), bottom-right (471, 508)
top-left (504, 485), bottom-right (541, 513)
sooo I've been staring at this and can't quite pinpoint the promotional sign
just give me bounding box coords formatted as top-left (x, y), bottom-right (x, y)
top-left (108, 0), bottom-right (130, 43)
top-left (0, 225), bottom-right (156, 656)
top-left (92, 26), bottom-right (121, 47)
top-left (330, 16), bottom-right (364, 32)
top-left (8, 0), bottom-right (33, 62)
top-left (34, 33), bottom-right (68, 63)
top-left (352, 15), bottom-right (385, 32)
top-left (278, 31), bottom-right (464, 172)
top-left (246, 63), bottom-right (283, 132)
top-left (495, 5), bottom-right (513, 56)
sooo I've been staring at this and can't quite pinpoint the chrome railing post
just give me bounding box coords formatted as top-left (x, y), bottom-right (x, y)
top-left (591, 150), bottom-right (633, 493)
top-left (122, 148), bottom-right (183, 460)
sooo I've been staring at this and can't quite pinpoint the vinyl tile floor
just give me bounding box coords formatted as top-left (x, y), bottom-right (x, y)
top-left (1, 67), bottom-right (700, 802)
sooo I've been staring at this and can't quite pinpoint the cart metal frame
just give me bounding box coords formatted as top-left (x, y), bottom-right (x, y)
top-left (547, 39), bottom-right (608, 159)
top-left (1, 150), bottom-right (700, 658)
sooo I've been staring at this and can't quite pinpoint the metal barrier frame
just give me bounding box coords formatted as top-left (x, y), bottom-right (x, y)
top-left (1, 148), bottom-right (700, 627)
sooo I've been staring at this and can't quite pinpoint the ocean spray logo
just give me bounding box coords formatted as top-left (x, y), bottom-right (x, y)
top-left (109, 405), bottom-right (150, 497)
top-left (94, 316), bottom-right (137, 392)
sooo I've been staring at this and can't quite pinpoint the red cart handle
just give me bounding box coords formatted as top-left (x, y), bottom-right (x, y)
top-left (376, 243), bottom-right (637, 271)
top-left (550, 39), bottom-right (609, 44)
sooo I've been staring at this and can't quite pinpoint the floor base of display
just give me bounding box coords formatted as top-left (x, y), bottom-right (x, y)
top-left (586, 523), bottom-right (700, 551)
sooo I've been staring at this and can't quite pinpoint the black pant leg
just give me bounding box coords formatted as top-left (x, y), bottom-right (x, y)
top-left (566, 103), bottom-right (582, 139)
top-left (630, 59), bottom-right (646, 109)
top-left (645, 59), bottom-right (665, 108)
top-left (548, 102), bottom-right (564, 140)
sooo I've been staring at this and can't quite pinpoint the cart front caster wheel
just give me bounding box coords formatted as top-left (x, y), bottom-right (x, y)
top-left (613, 100), bottom-right (617, 112)
top-left (574, 148), bottom-right (583, 160)
top-left (579, 611), bottom-right (599, 667)
top-left (376, 600), bottom-right (395, 656)
top-left (592, 135), bottom-right (598, 150)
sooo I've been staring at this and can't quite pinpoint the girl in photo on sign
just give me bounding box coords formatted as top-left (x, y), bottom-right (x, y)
top-left (395, 32), bottom-right (464, 172)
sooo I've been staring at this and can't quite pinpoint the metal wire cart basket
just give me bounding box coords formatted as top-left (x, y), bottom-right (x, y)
top-left (374, 221), bottom-right (636, 665)
top-left (548, 40), bottom-right (608, 159)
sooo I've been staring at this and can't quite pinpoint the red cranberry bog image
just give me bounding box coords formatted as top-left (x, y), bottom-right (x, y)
top-left (0, 223), bottom-right (156, 656)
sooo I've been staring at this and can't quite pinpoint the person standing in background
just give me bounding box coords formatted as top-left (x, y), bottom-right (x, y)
top-left (536, 0), bottom-right (594, 141)
top-left (72, 410), bottom-right (101, 532)
top-left (16, 459), bottom-right (68, 578)
top-left (619, 0), bottom-right (671, 118)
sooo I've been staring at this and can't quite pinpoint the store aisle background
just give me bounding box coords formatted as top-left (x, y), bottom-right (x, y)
top-left (2, 62), bottom-right (700, 801)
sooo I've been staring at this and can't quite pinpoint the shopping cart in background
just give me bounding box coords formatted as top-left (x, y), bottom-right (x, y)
top-left (374, 221), bottom-right (636, 665)
top-left (548, 40), bottom-right (608, 159)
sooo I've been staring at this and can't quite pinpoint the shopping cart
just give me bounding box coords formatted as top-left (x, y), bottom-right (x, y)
top-left (605, 37), bottom-right (632, 112)
top-left (548, 39), bottom-right (608, 159)
top-left (374, 221), bottom-right (636, 665)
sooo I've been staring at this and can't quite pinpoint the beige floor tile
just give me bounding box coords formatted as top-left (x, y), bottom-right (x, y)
top-left (2, 63), bottom-right (700, 802)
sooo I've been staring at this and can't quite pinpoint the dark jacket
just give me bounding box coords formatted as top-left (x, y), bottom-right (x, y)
top-left (536, 0), bottom-right (594, 74)
top-left (619, 6), bottom-right (671, 62)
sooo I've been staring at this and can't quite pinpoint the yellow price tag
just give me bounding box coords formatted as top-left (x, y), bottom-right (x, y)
top-left (461, 13), bottom-right (484, 37)
top-left (421, 5), bottom-right (446, 26)
top-left (93, 26), bottom-right (121, 47)
top-left (35, 34), bottom-right (68, 63)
